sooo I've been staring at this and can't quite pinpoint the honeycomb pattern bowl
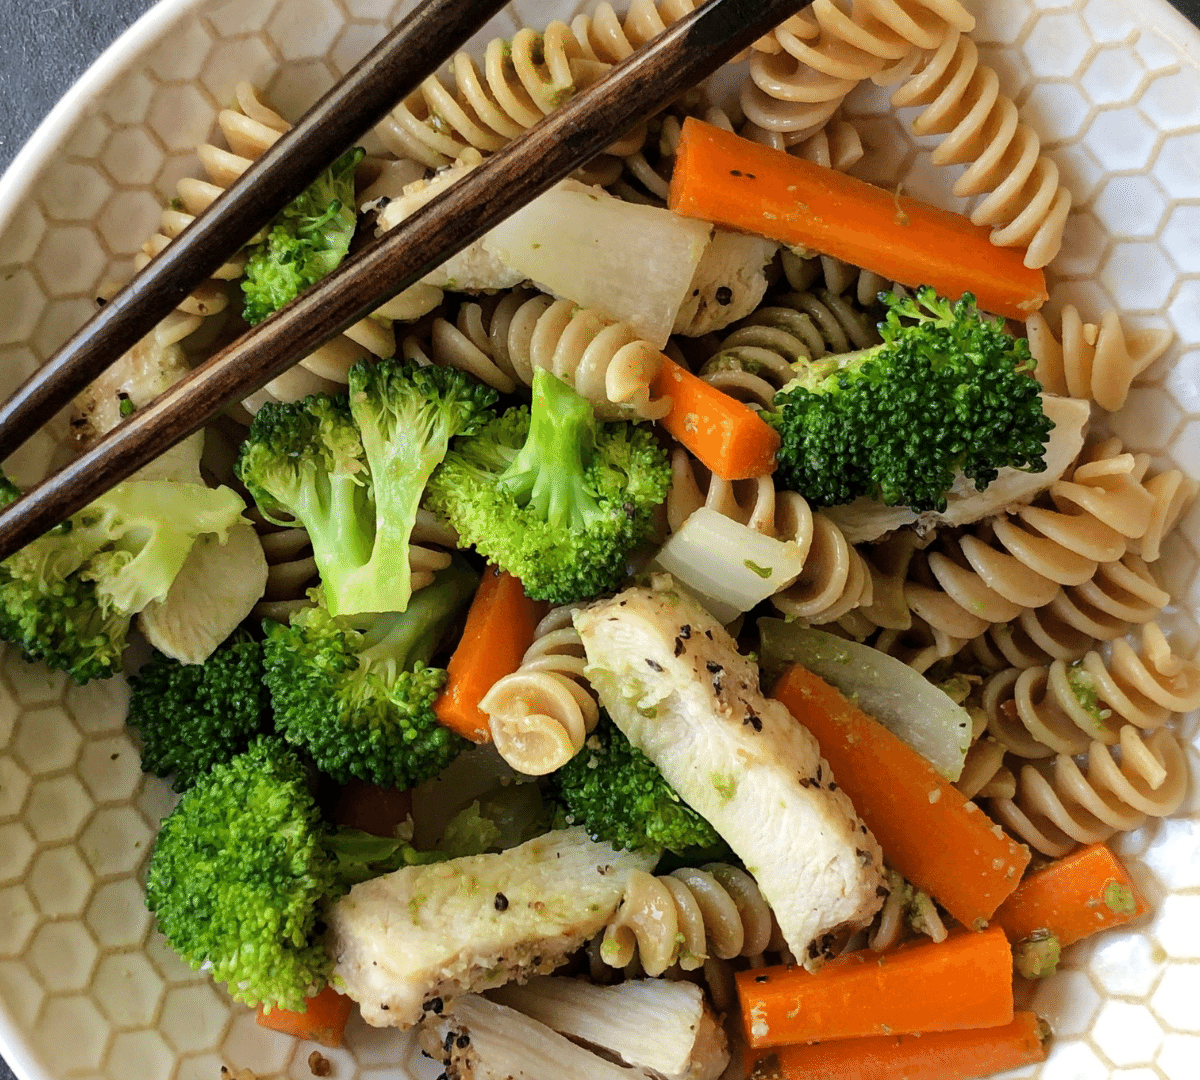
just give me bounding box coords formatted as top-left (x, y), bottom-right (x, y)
top-left (1, 0), bottom-right (1199, 1077)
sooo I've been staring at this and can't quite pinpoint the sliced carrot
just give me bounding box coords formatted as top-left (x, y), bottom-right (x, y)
top-left (668, 119), bottom-right (1048, 322)
top-left (993, 842), bottom-right (1149, 951)
top-left (434, 566), bottom-right (548, 742)
top-left (736, 927), bottom-right (1014, 1049)
top-left (772, 665), bottom-right (1030, 929)
top-left (331, 777), bottom-right (413, 838)
top-left (743, 1011), bottom-right (1049, 1080)
top-left (255, 984), bottom-right (354, 1048)
top-left (652, 356), bottom-right (780, 480)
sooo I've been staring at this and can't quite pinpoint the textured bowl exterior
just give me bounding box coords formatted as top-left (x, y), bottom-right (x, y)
top-left (0, 0), bottom-right (1199, 1077)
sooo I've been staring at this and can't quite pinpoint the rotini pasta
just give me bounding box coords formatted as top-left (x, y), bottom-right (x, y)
top-left (406, 288), bottom-right (670, 420)
top-left (600, 864), bottom-right (775, 976)
top-left (888, 30), bottom-right (1071, 268)
top-left (1027, 305), bottom-right (1174, 414)
top-left (739, 0), bottom-right (975, 146)
top-left (867, 869), bottom-right (947, 951)
top-left (990, 724), bottom-right (1190, 857)
top-left (479, 605), bottom-right (599, 775)
top-left (954, 736), bottom-right (1016, 801)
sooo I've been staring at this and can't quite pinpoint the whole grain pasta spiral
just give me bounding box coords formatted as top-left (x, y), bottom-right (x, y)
top-left (479, 606), bottom-right (600, 776)
top-left (990, 725), bottom-right (1190, 857)
top-left (406, 288), bottom-right (670, 420)
top-left (888, 30), bottom-right (1071, 268)
top-left (600, 865), bottom-right (775, 976)
top-left (955, 736), bottom-right (1016, 801)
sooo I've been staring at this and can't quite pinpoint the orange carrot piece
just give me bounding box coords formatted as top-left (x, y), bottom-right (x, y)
top-left (736, 927), bottom-right (1014, 1049)
top-left (993, 842), bottom-right (1149, 949)
top-left (255, 984), bottom-right (354, 1048)
top-left (331, 777), bottom-right (413, 838)
top-left (668, 119), bottom-right (1048, 322)
top-left (434, 566), bottom-right (547, 742)
top-left (773, 665), bottom-right (1030, 929)
top-left (652, 356), bottom-right (780, 480)
top-left (743, 1011), bottom-right (1048, 1080)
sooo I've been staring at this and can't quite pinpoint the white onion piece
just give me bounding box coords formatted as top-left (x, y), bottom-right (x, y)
top-left (759, 620), bottom-right (972, 780)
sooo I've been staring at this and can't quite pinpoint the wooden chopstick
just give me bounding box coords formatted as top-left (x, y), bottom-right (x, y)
top-left (0, 0), bottom-right (806, 562)
top-left (0, 0), bottom-right (511, 463)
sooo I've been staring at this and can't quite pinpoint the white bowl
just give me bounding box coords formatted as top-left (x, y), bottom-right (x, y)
top-left (1, 1), bottom-right (1199, 1078)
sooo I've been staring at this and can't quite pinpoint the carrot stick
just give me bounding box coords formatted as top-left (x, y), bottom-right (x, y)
top-left (993, 842), bottom-right (1149, 953)
top-left (434, 566), bottom-right (548, 742)
top-left (652, 356), bottom-right (780, 480)
top-left (772, 665), bottom-right (1030, 928)
top-left (736, 927), bottom-right (1014, 1049)
top-left (743, 1011), bottom-right (1049, 1080)
top-left (668, 119), bottom-right (1048, 323)
top-left (255, 984), bottom-right (354, 1048)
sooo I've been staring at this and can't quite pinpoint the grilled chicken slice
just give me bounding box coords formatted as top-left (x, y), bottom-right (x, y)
top-left (574, 580), bottom-right (884, 964)
top-left (327, 827), bottom-right (657, 1027)
top-left (490, 976), bottom-right (728, 1080)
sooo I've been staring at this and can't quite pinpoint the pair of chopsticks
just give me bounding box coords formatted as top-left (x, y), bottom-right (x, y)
top-left (0, 0), bottom-right (805, 561)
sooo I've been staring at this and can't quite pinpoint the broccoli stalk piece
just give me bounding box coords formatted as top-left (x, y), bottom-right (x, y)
top-left (262, 556), bottom-right (478, 789)
top-left (236, 360), bottom-right (496, 616)
top-left (426, 368), bottom-right (671, 604)
top-left (146, 737), bottom-right (449, 1012)
top-left (0, 478), bottom-right (247, 683)
top-left (550, 712), bottom-right (721, 855)
top-left (771, 288), bottom-right (1054, 513)
top-left (241, 146), bottom-right (364, 325)
top-left (127, 632), bottom-right (273, 792)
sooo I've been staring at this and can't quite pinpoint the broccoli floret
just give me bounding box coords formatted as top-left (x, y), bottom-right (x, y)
top-left (127, 633), bottom-right (272, 792)
top-left (262, 556), bottom-right (478, 789)
top-left (146, 737), bottom-right (447, 1012)
top-left (241, 147), bottom-right (365, 325)
top-left (426, 368), bottom-right (671, 603)
top-left (771, 288), bottom-right (1054, 512)
top-left (0, 479), bottom-right (247, 683)
top-left (549, 712), bottom-right (720, 854)
top-left (236, 361), bottom-right (495, 616)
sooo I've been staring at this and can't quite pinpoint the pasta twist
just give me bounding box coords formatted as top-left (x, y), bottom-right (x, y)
top-left (954, 736), bottom-right (1016, 801)
top-left (480, 606), bottom-right (600, 776)
top-left (740, 0), bottom-right (975, 145)
top-left (1027, 305), bottom-right (1173, 414)
top-left (990, 725), bottom-right (1190, 857)
top-left (666, 450), bottom-right (872, 625)
top-left (868, 869), bottom-right (947, 951)
top-left (888, 30), bottom-right (1072, 268)
top-left (600, 865), bottom-right (775, 976)
top-left (406, 288), bottom-right (670, 420)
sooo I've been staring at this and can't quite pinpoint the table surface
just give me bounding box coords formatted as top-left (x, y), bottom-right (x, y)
top-left (2, 0), bottom-right (1200, 1078)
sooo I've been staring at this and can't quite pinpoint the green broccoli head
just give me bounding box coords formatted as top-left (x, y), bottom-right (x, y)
top-left (146, 737), bottom-right (339, 1011)
top-left (262, 557), bottom-right (478, 789)
top-left (241, 147), bottom-right (364, 326)
top-left (550, 712), bottom-right (721, 854)
top-left (236, 362), bottom-right (495, 617)
top-left (426, 368), bottom-right (671, 604)
top-left (771, 288), bottom-right (1054, 512)
top-left (128, 634), bottom-right (273, 792)
top-left (0, 480), bottom-right (247, 683)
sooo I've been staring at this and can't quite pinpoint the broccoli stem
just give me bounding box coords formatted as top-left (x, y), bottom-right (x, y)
top-left (498, 369), bottom-right (603, 531)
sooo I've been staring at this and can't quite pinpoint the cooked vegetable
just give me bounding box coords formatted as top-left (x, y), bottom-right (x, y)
top-left (550, 711), bottom-right (721, 855)
top-left (743, 1011), bottom-right (1049, 1080)
top-left (772, 664), bottom-right (1030, 928)
top-left (426, 368), bottom-right (671, 604)
top-left (758, 621), bottom-right (972, 780)
top-left (262, 558), bottom-right (478, 789)
top-left (0, 477), bottom-right (246, 683)
top-left (770, 289), bottom-right (1054, 513)
top-left (992, 843), bottom-right (1150, 960)
top-left (235, 360), bottom-right (496, 616)
top-left (437, 782), bottom-right (551, 856)
top-left (435, 568), bottom-right (548, 742)
top-left (651, 356), bottom-right (780, 481)
top-left (254, 984), bottom-right (354, 1047)
top-left (735, 927), bottom-right (1015, 1048)
top-left (241, 146), bottom-right (364, 325)
top-left (127, 633), bottom-right (272, 792)
top-left (667, 118), bottom-right (1048, 321)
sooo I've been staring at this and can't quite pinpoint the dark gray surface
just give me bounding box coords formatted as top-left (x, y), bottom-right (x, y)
top-left (1, 1), bottom-right (1199, 1079)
